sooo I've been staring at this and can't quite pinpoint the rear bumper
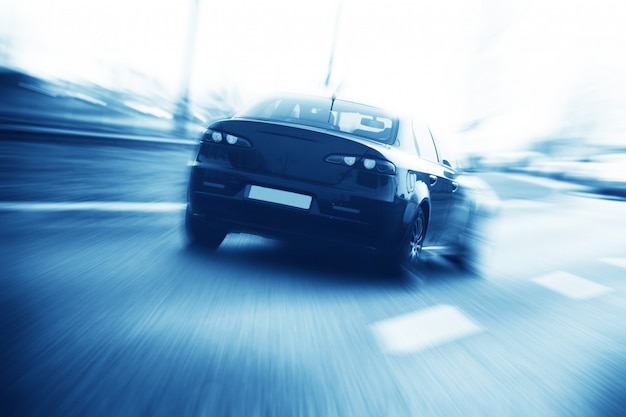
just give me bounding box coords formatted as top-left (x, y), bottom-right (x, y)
top-left (187, 166), bottom-right (409, 251)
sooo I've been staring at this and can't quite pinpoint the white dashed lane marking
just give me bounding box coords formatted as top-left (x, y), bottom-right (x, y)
top-left (602, 258), bottom-right (626, 269)
top-left (532, 271), bottom-right (614, 300)
top-left (370, 305), bottom-right (483, 354)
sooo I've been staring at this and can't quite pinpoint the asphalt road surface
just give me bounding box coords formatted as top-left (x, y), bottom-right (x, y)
top-left (2, 135), bottom-right (625, 417)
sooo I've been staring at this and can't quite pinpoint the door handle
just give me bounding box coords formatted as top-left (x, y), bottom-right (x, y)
top-left (452, 181), bottom-right (458, 192)
top-left (429, 175), bottom-right (437, 186)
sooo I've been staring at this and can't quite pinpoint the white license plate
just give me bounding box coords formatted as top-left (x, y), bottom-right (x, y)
top-left (247, 185), bottom-right (312, 210)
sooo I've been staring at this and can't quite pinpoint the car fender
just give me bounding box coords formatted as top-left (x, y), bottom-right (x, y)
top-left (402, 179), bottom-right (430, 224)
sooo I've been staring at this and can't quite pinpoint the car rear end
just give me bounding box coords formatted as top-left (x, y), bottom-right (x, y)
top-left (186, 117), bottom-right (409, 251)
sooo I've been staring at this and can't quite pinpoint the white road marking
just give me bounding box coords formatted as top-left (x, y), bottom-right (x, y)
top-left (370, 305), bottom-right (483, 354)
top-left (532, 271), bottom-right (613, 300)
top-left (0, 201), bottom-right (186, 212)
top-left (602, 258), bottom-right (626, 269)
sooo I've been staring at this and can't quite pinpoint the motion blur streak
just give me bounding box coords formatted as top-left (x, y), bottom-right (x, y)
top-left (0, 202), bottom-right (186, 212)
top-left (2, 125), bottom-right (626, 416)
top-left (2, 0), bottom-right (626, 414)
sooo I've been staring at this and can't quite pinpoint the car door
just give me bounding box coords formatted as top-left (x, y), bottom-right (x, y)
top-left (412, 122), bottom-right (455, 245)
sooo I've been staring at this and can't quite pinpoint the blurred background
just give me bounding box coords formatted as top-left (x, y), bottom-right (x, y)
top-left (2, 0), bottom-right (625, 155)
top-left (2, 1), bottom-right (626, 417)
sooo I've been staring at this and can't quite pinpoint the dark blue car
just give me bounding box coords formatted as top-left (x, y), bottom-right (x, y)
top-left (185, 94), bottom-right (496, 273)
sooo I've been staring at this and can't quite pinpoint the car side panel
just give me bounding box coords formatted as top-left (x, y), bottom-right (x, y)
top-left (415, 161), bottom-right (453, 245)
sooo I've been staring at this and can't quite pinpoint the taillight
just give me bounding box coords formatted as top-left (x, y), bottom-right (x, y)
top-left (202, 129), bottom-right (251, 148)
top-left (324, 154), bottom-right (396, 174)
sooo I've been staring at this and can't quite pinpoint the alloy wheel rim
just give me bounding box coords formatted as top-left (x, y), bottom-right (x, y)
top-left (408, 216), bottom-right (424, 262)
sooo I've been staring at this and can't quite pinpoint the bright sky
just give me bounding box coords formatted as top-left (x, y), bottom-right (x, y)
top-left (0, 0), bottom-right (481, 120)
top-left (0, 0), bottom-right (190, 93)
top-left (1, 0), bottom-right (625, 148)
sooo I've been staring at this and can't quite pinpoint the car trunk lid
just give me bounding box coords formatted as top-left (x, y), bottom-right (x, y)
top-left (211, 119), bottom-right (381, 185)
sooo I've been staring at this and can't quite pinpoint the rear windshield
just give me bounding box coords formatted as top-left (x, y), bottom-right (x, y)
top-left (236, 96), bottom-right (398, 144)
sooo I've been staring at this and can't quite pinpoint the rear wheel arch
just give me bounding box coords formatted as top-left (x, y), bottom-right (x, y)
top-left (414, 179), bottom-right (429, 203)
top-left (400, 179), bottom-right (430, 247)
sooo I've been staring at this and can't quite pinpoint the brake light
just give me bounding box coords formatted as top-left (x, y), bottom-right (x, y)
top-left (203, 129), bottom-right (251, 148)
top-left (324, 154), bottom-right (396, 174)
top-left (363, 159), bottom-right (376, 169)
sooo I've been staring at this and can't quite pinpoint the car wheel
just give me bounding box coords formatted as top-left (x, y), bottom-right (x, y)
top-left (184, 208), bottom-right (226, 251)
top-left (402, 206), bottom-right (426, 271)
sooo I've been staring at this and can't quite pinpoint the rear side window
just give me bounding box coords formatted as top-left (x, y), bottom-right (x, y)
top-left (412, 121), bottom-right (439, 163)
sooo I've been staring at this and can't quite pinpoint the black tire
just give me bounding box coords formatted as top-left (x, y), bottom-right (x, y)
top-left (184, 208), bottom-right (226, 251)
top-left (402, 206), bottom-right (426, 271)
top-left (379, 206), bottom-right (427, 275)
